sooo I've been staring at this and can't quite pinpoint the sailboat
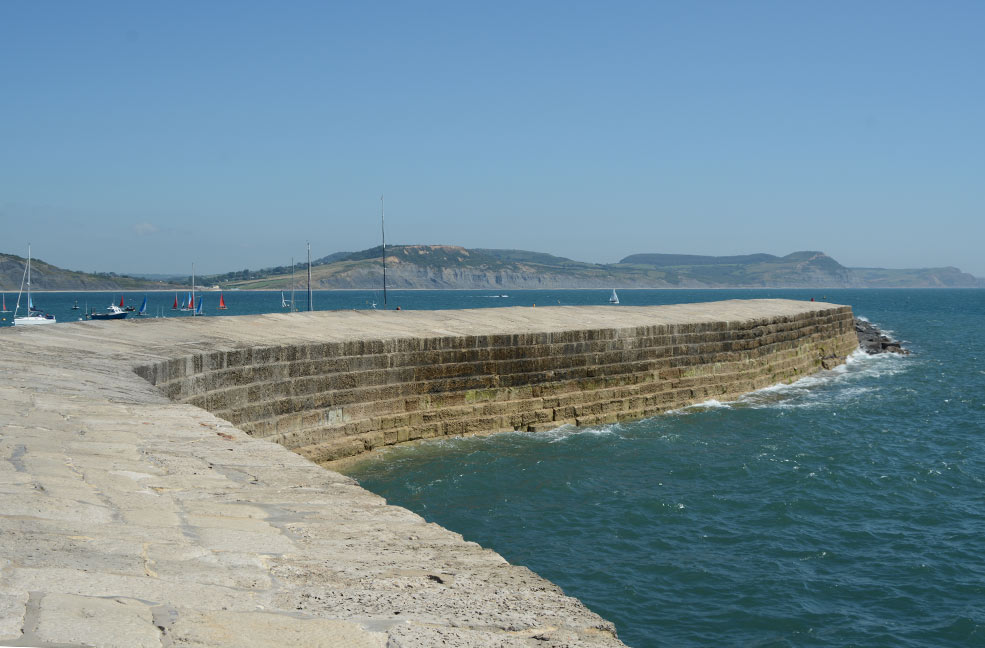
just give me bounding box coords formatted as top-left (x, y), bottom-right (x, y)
top-left (609, 289), bottom-right (619, 305)
top-left (13, 245), bottom-right (56, 326)
top-left (137, 296), bottom-right (148, 316)
top-left (180, 264), bottom-right (197, 312)
top-left (172, 293), bottom-right (179, 310)
top-left (218, 293), bottom-right (227, 310)
top-left (281, 291), bottom-right (288, 308)
top-left (194, 296), bottom-right (204, 316)
top-left (0, 293), bottom-right (9, 313)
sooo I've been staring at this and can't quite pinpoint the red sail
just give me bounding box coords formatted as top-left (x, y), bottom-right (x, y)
top-left (172, 293), bottom-right (178, 310)
top-left (218, 293), bottom-right (227, 310)
top-left (119, 295), bottom-right (125, 308)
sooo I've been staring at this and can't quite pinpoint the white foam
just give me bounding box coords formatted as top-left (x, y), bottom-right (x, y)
top-left (541, 423), bottom-right (621, 443)
top-left (670, 347), bottom-right (911, 414)
top-left (670, 399), bottom-right (733, 414)
top-left (855, 314), bottom-right (894, 336)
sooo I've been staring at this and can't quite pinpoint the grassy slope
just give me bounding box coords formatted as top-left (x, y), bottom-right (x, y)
top-left (0, 254), bottom-right (181, 291)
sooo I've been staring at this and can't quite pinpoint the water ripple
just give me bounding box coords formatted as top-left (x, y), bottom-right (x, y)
top-left (351, 290), bottom-right (985, 648)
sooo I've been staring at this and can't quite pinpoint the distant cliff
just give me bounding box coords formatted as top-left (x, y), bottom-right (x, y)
top-left (215, 245), bottom-right (983, 290)
top-left (2, 246), bottom-right (981, 291)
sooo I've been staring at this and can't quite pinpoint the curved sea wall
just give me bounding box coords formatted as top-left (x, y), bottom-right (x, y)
top-left (136, 300), bottom-right (858, 467)
top-left (0, 300), bottom-right (856, 647)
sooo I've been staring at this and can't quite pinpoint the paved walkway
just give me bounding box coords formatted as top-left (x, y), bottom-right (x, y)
top-left (0, 301), bottom-right (846, 647)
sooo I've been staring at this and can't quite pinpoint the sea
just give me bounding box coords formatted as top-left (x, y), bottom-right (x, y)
top-left (4, 288), bottom-right (983, 647)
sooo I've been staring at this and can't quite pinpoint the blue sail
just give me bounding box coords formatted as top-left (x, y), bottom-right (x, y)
top-left (195, 296), bottom-right (204, 315)
top-left (138, 296), bottom-right (147, 315)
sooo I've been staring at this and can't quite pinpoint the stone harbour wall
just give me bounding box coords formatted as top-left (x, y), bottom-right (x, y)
top-left (136, 302), bottom-right (858, 467)
top-left (0, 300), bottom-right (858, 647)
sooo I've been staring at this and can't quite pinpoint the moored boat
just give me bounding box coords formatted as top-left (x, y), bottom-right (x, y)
top-left (89, 304), bottom-right (128, 321)
top-left (13, 245), bottom-right (56, 326)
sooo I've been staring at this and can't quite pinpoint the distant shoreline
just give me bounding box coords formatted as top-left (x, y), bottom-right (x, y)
top-left (3, 286), bottom-right (982, 294)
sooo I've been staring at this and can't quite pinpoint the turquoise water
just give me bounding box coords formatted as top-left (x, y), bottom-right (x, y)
top-left (343, 290), bottom-right (984, 647)
top-left (7, 288), bottom-right (984, 646)
top-left (0, 286), bottom-right (897, 324)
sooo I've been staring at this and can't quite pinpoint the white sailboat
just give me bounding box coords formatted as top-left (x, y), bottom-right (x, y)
top-left (181, 264), bottom-right (197, 312)
top-left (609, 289), bottom-right (619, 305)
top-left (189, 266), bottom-right (205, 316)
top-left (13, 245), bottom-right (56, 326)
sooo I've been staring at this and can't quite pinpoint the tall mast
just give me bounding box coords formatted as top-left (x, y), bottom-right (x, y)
top-left (13, 244), bottom-right (31, 318)
top-left (291, 257), bottom-right (295, 312)
top-left (381, 194), bottom-right (387, 309)
top-left (306, 242), bottom-right (312, 311)
top-left (191, 262), bottom-right (195, 307)
top-left (26, 244), bottom-right (31, 310)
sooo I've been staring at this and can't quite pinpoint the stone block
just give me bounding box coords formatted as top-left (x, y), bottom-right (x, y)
top-left (32, 594), bottom-right (161, 648)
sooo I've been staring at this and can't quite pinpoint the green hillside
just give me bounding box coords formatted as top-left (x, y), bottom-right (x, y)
top-left (0, 253), bottom-right (180, 291)
top-left (216, 245), bottom-right (982, 290)
top-left (3, 246), bottom-right (980, 292)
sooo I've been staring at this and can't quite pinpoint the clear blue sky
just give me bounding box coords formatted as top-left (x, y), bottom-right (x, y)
top-left (2, 1), bottom-right (983, 276)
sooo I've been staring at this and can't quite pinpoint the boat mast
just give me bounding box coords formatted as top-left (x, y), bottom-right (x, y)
top-left (381, 194), bottom-right (387, 309)
top-left (291, 257), bottom-right (295, 312)
top-left (191, 263), bottom-right (195, 310)
top-left (306, 242), bottom-right (312, 311)
top-left (26, 244), bottom-right (31, 312)
top-left (13, 244), bottom-right (30, 318)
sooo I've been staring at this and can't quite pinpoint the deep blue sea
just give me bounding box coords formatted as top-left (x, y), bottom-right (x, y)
top-left (5, 289), bottom-right (983, 647)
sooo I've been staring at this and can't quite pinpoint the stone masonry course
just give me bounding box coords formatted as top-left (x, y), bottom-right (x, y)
top-left (0, 300), bottom-right (857, 647)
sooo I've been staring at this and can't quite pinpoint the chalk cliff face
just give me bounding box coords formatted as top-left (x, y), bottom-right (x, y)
top-left (313, 263), bottom-right (607, 289)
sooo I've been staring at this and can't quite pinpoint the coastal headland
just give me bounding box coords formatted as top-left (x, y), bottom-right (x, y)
top-left (0, 300), bottom-right (858, 646)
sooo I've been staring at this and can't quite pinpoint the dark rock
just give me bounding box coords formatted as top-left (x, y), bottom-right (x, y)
top-left (855, 318), bottom-right (909, 355)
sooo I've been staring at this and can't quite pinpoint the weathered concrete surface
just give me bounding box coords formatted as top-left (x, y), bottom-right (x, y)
top-left (0, 301), bottom-right (858, 646)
